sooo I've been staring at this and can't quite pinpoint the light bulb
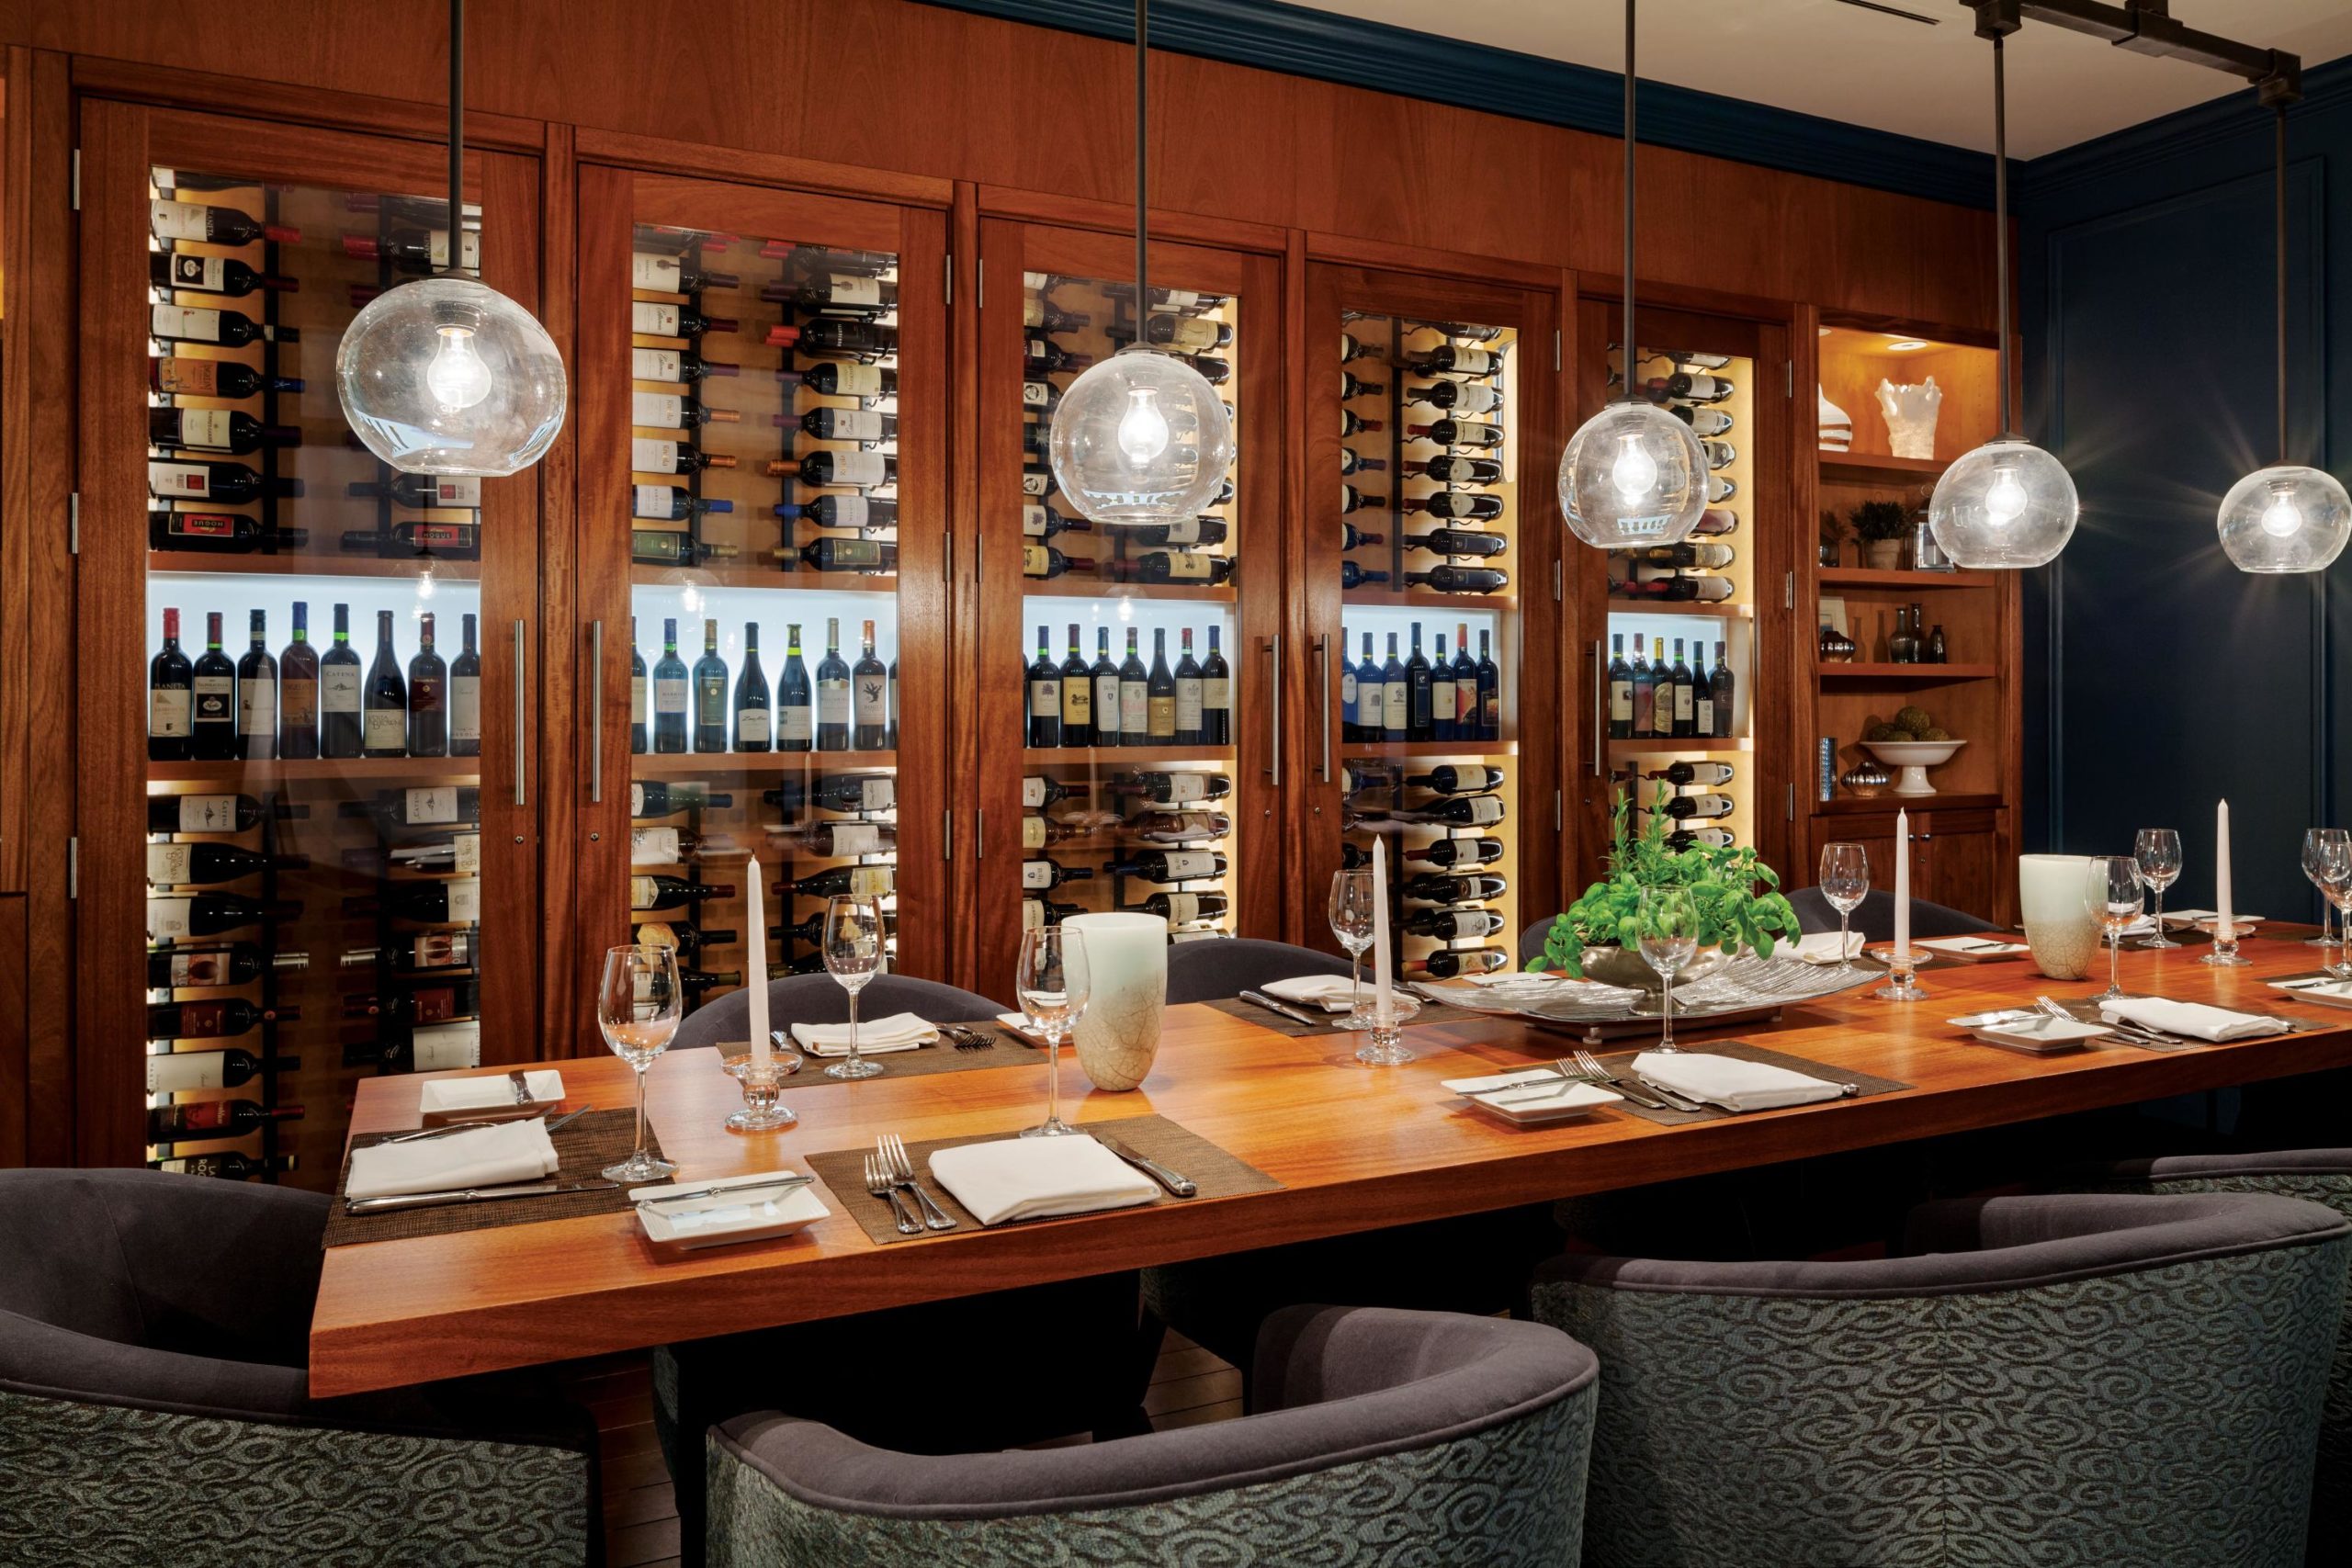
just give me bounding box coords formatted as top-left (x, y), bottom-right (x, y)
top-left (424, 323), bottom-right (494, 411)
top-left (1928, 438), bottom-right (2076, 569)
top-left (1610, 434), bottom-right (1659, 502)
top-left (1983, 465), bottom-right (2028, 525)
top-left (1116, 387), bottom-right (1171, 466)
top-left (2259, 484), bottom-right (2304, 539)
top-left (2218, 464), bottom-right (2351, 572)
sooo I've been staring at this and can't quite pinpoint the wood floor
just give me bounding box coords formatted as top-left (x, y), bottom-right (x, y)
top-left (569, 1331), bottom-right (1243, 1568)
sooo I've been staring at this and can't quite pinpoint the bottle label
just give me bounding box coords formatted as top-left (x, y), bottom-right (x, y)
top-left (364, 710), bottom-right (404, 750)
top-left (696, 678), bottom-right (727, 727)
top-left (1676, 686), bottom-right (1695, 723)
top-left (450, 676), bottom-right (481, 742)
top-left (453, 833), bottom-right (482, 876)
top-left (441, 878), bottom-right (482, 924)
top-left (423, 229), bottom-right (480, 271)
top-left (1695, 697), bottom-right (1713, 733)
top-left (165, 254), bottom-right (229, 293)
top-left (823, 451), bottom-right (889, 488)
top-left (631, 253), bottom-right (684, 291)
top-left (632, 828), bottom-right (682, 864)
top-left (829, 824), bottom-right (883, 855)
top-left (1021, 861), bottom-right (1056, 891)
top-left (629, 875), bottom-right (662, 908)
top-left (1023, 898), bottom-right (1047, 930)
top-left (413, 1021), bottom-right (482, 1073)
top-left (1610, 680), bottom-right (1633, 722)
top-left (1023, 544), bottom-right (1051, 576)
top-left (817, 678), bottom-right (852, 727)
top-left (171, 795), bottom-right (237, 832)
top-left (655, 677), bottom-right (689, 715)
top-left (825, 274), bottom-right (882, 307)
top-left (1023, 816), bottom-right (1047, 851)
top-left (192, 674), bottom-right (233, 726)
top-left (1162, 893), bottom-right (1202, 924)
top-left (147, 1053), bottom-right (230, 1093)
top-left (150, 688), bottom-right (193, 737)
top-left (632, 483), bottom-right (677, 519)
top-left (632, 300), bottom-right (684, 336)
top-left (1340, 671), bottom-right (1358, 708)
top-left (632, 347), bottom-right (684, 383)
top-left (150, 304), bottom-right (222, 343)
top-left (850, 866), bottom-right (894, 899)
top-left (1384, 681), bottom-right (1408, 732)
top-left (1120, 681), bottom-right (1149, 736)
top-left (831, 363), bottom-right (885, 398)
top-left (403, 786), bottom-right (461, 825)
top-left (321, 667), bottom-right (361, 714)
top-left (736, 706), bottom-right (770, 744)
top-left (632, 390), bottom-right (685, 428)
top-left (1176, 679), bottom-right (1204, 731)
top-left (1061, 677), bottom-right (1091, 726)
top-left (147, 899), bottom-right (194, 942)
top-left (1160, 773), bottom-right (1210, 804)
top-left (146, 843), bottom-right (195, 885)
top-left (1162, 851), bottom-right (1216, 880)
top-left (820, 495), bottom-right (873, 529)
top-left (149, 460), bottom-right (213, 497)
top-left (630, 672), bottom-right (650, 726)
top-left (237, 677), bottom-right (275, 735)
top-left (1023, 379), bottom-right (1054, 409)
top-left (859, 777), bottom-right (896, 812)
top-left (820, 409), bottom-right (888, 443)
top-left (1029, 675), bottom-right (1060, 718)
top-left (164, 949), bottom-right (229, 987)
top-left (1148, 694), bottom-right (1176, 737)
top-left (1157, 551), bottom-right (1213, 580)
top-left (281, 676), bottom-right (316, 728)
top-left (175, 409), bottom-right (235, 450)
top-left (779, 701), bottom-right (814, 743)
top-left (1022, 777), bottom-right (1051, 809)
top-left (413, 476), bottom-right (483, 507)
top-left (1461, 795), bottom-right (1507, 825)
top-left (1022, 468), bottom-right (1052, 497)
top-left (410, 931), bottom-right (471, 968)
top-left (1430, 681), bottom-right (1456, 724)
top-left (1156, 518), bottom-right (1207, 546)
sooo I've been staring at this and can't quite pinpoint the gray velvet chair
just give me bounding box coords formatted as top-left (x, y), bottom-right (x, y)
top-left (1166, 936), bottom-right (1352, 1005)
top-left (1785, 885), bottom-right (1996, 941)
top-left (2059, 1151), bottom-right (2352, 1566)
top-left (658, 973), bottom-right (1152, 1567)
top-left (0, 1168), bottom-right (599, 1567)
top-left (704, 1304), bottom-right (1598, 1567)
top-left (1534, 1190), bottom-right (2351, 1568)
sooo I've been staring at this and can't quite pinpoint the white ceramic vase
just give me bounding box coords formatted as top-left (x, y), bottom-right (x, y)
top-left (1066, 912), bottom-right (1167, 1091)
top-left (1877, 376), bottom-right (1943, 459)
top-left (2018, 854), bottom-right (2098, 981)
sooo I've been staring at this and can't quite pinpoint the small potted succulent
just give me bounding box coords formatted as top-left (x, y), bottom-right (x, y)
top-left (1528, 784), bottom-right (1800, 991)
top-left (1849, 499), bottom-right (1910, 570)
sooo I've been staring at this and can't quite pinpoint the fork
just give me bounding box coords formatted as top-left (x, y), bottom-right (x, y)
top-left (2043, 993), bottom-right (2175, 1043)
top-left (864, 1153), bottom-right (922, 1235)
top-left (945, 1024), bottom-right (992, 1052)
top-left (879, 1133), bottom-right (956, 1230)
top-left (1571, 1048), bottom-right (1676, 1111)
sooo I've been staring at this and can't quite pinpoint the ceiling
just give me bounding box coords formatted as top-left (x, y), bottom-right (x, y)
top-left (1280, 0), bottom-right (2352, 159)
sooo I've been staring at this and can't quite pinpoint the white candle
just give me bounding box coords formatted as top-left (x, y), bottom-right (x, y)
top-left (745, 854), bottom-right (771, 1066)
top-left (1894, 808), bottom-right (1911, 965)
top-left (2215, 799), bottom-right (2233, 944)
top-left (1371, 834), bottom-right (1395, 1027)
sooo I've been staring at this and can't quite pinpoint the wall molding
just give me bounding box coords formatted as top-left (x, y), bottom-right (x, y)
top-left (2016, 54), bottom-right (2352, 205)
top-left (912, 0), bottom-right (1997, 209)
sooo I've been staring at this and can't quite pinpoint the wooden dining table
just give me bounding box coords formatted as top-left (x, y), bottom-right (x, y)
top-left (308, 931), bottom-right (2352, 1398)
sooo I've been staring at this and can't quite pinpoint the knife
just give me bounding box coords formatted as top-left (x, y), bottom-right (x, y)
top-left (1239, 990), bottom-right (1325, 1028)
top-left (345, 1178), bottom-right (617, 1214)
top-left (376, 1103), bottom-right (593, 1145)
top-left (1094, 1134), bottom-right (1197, 1197)
top-left (636, 1175), bottom-right (816, 1208)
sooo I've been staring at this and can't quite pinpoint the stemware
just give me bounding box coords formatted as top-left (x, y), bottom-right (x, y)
top-left (1015, 926), bottom-right (1090, 1137)
top-left (2303, 829), bottom-right (2347, 949)
top-left (2132, 829), bottom-right (2182, 949)
top-left (1328, 868), bottom-right (1378, 1026)
top-left (821, 895), bottom-right (887, 1080)
top-left (2085, 855), bottom-right (2144, 1002)
top-left (1637, 885), bottom-right (1701, 1054)
top-left (1818, 842), bottom-right (1870, 975)
top-left (597, 943), bottom-right (681, 1181)
top-left (2316, 838), bottom-right (2352, 980)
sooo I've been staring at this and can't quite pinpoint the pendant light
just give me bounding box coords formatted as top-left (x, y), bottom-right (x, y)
top-left (1046, 0), bottom-right (1233, 525)
top-left (335, 0), bottom-right (566, 476)
top-left (1559, 0), bottom-right (1708, 551)
top-left (1927, 27), bottom-right (2075, 570)
top-left (2217, 102), bottom-right (2349, 572)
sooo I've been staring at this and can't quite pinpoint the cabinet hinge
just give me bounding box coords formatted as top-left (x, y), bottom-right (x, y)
top-left (1552, 558), bottom-right (1564, 603)
top-left (943, 809), bottom-right (954, 863)
top-left (974, 807), bottom-right (985, 861)
top-left (944, 253), bottom-right (954, 307)
top-left (1554, 329), bottom-right (1563, 374)
top-left (70, 150), bottom-right (80, 212)
top-left (1785, 360), bottom-right (1794, 398)
top-left (944, 531), bottom-right (955, 583)
top-left (1784, 570), bottom-right (1793, 610)
top-left (1787, 783), bottom-right (1795, 822)
top-left (68, 493), bottom-right (80, 555)
top-left (66, 838), bottom-right (78, 900)
top-left (1555, 790), bottom-right (1564, 832)
top-left (974, 533), bottom-right (984, 581)
top-left (977, 257), bottom-right (986, 310)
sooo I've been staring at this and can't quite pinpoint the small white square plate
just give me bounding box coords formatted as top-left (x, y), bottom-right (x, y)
top-left (1442, 1069), bottom-right (1622, 1125)
top-left (1949, 1010), bottom-right (2111, 1055)
top-left (2270, 976), bottom-right (2352, 1009)
top-left (630, 1172), bottom-right (830, 1252)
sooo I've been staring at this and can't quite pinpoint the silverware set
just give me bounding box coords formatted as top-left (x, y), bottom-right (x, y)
top-left (1488, 1047), bottom-right (1858, 1113)
top-left (376, 1103), bottom-right (593, 1146)
top-left (636, 1174), bottom-right (815, 1210)
top-left (871, 1134), bottom-right (956, 1231)
top-left (942, 1023), bottom-right (995, 1052)
top-left (1240, 990), bottom-right (1325, 1028)
top-left (2035, 994), bottom-right (2185, 1044)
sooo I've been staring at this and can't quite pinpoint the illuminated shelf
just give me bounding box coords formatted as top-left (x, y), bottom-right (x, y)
top-left (1023, 745), bottom-right (1236, 768)
top-left (1815, 791), bottom-right (2002, 815)
top-left (1816, 662), bottom-right (1995, 682)
top-left (1607, 738), bottom-right (1753, 761)
top-left (147, 757), bottom-right (481, 785)
top-left (1342, 589), bottom-right (1514, 613)
top-left (633, 751), bottom-right (896, 778)
top-left (151, 552), bottom-right (481, 582)
top-left (1606, 599), bottom-right (1754, 620)
top-left (1820, 453), bottom-right (1948, 486)
top-left (631, 566), bottom-right (898, 594)
top-left (1021, 577), bottom-right (1237, 604)
top-left (1341, 740), bottom-right (1519, 760)
top-left (1817, 568), bottom-right (1994, 591)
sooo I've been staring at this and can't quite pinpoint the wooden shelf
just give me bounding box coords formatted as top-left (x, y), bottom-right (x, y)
top-left (1607, 738), bottom-right (1753, 760)
top-left (1817, 662), bottom-right (1996, 682)
top-left (1342, 589), bottom-right (1515, 613)
top-left (1023, 746), bottom-right (1235, 767)
top-left (150, 552), bottom-right (483, 582)
top-left (1021, 577), bottom-right (1237, 604)
top-left (147, 757), bottom-right (481, 785)
top-left (633, 751), bottom-right (896, 778)
top-left (1816, 568), bottom-right (1995, 591)
top-left (631, 566), bottom-right (897, 594)
top-left (1606, 598), bottom-right (1753, 619)
top-left (1820, 453), bottom-right (1947, 486)
top-left (1342, 740), bottom-right (1519, 760)
top-left (1814, 791), bottom-right (2003, 815)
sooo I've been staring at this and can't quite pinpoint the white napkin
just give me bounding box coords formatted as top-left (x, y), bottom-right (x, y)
top-left (1786, 931), bottom-right (1866, 965)
top-left (1632, 1050), bottom-right (1848, 1112)
top-left (2163, 909), bottom-right (2264, 926)
top-left (788, 1012), bottom-right (936, 1056)
top-left (1262, 974), bottom-right (1411, 1012)
top-left (926, 1134), bottom-right (1158, 1226)
top-left (418, 1069), bottom-right (565, 1115)
top-left (345, 1120), bottom-right (560, 1201)
top-left (1916, 935), bottom-right (2031, 957)
top-left (2098, 998), bottom-right (2285, 1043)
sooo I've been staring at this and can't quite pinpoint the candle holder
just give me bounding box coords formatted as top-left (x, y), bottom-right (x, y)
top-left (1351, 992), bottom-right (1421, 1066)
top-left (1873, 954), bottom-right (1928, 1001)
top-left (2199, 928), bottom-right (2252, 967)
top-left (720, 1050), bottom-right (799, 1133)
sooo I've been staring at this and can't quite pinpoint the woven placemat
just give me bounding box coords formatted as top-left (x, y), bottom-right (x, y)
top-left (2044, 993), bottom-right (2331, 1055)
top-left (322, 1109), bottom-right (665, 1247)
top-left (1201, 993), bottom-right (1441, 1039)
top-left (1571, 1040), bottom-right (1912, 1127)
top-left (717, 1020), bottom-right (1040, 1085)
top-left (806, 1113), bottom-right (1282, 1246)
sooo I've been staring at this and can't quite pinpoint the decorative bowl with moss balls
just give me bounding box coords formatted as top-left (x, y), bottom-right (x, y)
top-left (1860, 704), bottom-right (1965, 795)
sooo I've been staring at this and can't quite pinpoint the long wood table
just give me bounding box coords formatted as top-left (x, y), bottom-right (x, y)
top-left (310, 933), bottom-right (2352, 1397)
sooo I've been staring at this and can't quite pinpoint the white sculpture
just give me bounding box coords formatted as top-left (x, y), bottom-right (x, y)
top-left (1876, 376), bottom-right (1943, 459)
top-left (1817, 386), bottom-right (1852, 452)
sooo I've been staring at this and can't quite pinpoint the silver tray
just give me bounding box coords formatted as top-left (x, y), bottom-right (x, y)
top-left (1412, 956), bottom-right (1883, 1043)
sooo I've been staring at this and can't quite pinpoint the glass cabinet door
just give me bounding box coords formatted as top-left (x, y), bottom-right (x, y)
top-left (1306, 265), bottom-right (1563, 980)
top-left (972, 222), bottom-right (1282, 992)
top-left (573, 169), bottom-right (947, 1037)
top-left (76, 104), bottom-right (545, 1179)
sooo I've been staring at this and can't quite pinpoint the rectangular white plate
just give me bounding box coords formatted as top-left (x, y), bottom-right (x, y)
top-left (630, 1173), bottom-right (830, 1251)
top-left (1950, 1010), bottom-right (2111, 1055)
top-left (1442, 1069), bottom-right (1622, 1125)
top-left (2270, 977), bottom-right (2352, 1009)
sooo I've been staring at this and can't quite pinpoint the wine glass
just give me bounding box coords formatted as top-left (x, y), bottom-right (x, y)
top-left (1328, 868), bottom-right (1378, 1024)
top-left (2132, 829), bottom-right (2183, 949)
top-left (821, 895), bottom-right (886, 1080)
top-left (1015, 926), bottom-right (1089, 1137)
top-left (1818, 842), bottom-right (1870, 975)
top-left (1638, 885), bottom-right (1701, 1054)
top-left (2302, 829), bottom-right (2347, 949)
top-left (2084, 856), bottom-right (2144, 1002)
top-left (2316, 837), bottom-right (2352, 979)
top-left (598, 943), bottom-right (681, 1182)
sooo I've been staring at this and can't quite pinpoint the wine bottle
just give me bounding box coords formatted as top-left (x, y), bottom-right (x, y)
top-left (1337, 630), bottom-right (1362, 742)
top-left (148, 1151), bottom-right (297, 1180)
top-left (336, 785), bottom-right (483, 833)
top-left (1406, 835), bottom-right (1503, 869)
top-left (430, 611), bottom-right (477, 760)
top-left (795, 407), bottom-right (896, 445)
top-left (773, 318), bottom-right (897, 359)
top-left (652, 618), bottom-right (690, 754)
top-left (145, 999), bottom-right (294, 1043)
top-left (632, 300), bottom-right (738, 338)
top-left (627, 618), bottom-right (650, 756)
top-left (1125, 891), bottom-right (1227, 924)
top-left (1647, 793), bottom-right (1736, 821)
top-left (148, 408), bottom-right (300, 457)
top-left (1125, 809), bottom-right (1232, 844)
top-left (1405, 378), bottom-right (1500, 415)
top-left (798, 537), bottom-right (898, 573)
top-left (1667, 371), bottom-right (1735, 402)
top-left (1349, 633), bottom-right (1380, 740)
top-left (350, 833), bottom-right (481, 875)
top-left (1405, 765), bottom-right (1506, 796)
top-left (1645, 761), bottom-right (1736, 788)
top-left (627, 828), bottom-right (740, 865)
top-left (632, 437), bottom-right (738, 475)
top-left (1340, 483), bottom-right (1386, 514)
top-left (342, 877), bottom-right (483, 926)
top-left (146, 1099), bottom-right (303, 1147)
top-left (1402, 906), bottom-right (1505, 941)
top-left (635, 921), bottom-right (740, 954)
top-left (1120, 551), bottom-right (1234, 587)
top-left (788, 865), bottom-right (893, 900)
top-left (725, 624), bottom-right (771, 752)
top-left (1669, 405), bottom-right (1736, 436)
top-left (345, 980), bottom-right (484, 1025)
top-left (692, 619), bottom-right (730, 754)
top-left (1380, 632), bottom-right (1408, 740)
top-left (342, 227), bottom-right (481, 273)
top-left (1170, 629), bottom-right (1206, 747)
top-left (849, 621), bottom-right (891, 753)
top-left (306, 604), bottom-right (359, 759)
top-left (346, 473), bottom-right (482, 510)
top-left (629, 531), bottom-right (738, 568)
top-left (146, 794), bottom-right (304, 835)
top-left (776, 623), bottom-right (814, 752)
top-left (632, 391), bottom-right (741, 430)
top-left (1403, 872), bottom-right (1509, 904)
top-left (1023, 545), bottom-right (1094, 580)
top-left (397, 612), bottom-right (444, 757)
top-left (1408, 344), bottom-right (1498, 376)
top-left (150, 459), bottom-right (302, 505)
top-left (184, 612), bottom-right (238, 761)
top-left (146, 942), bottom-right (304, 989)
top-left (1667, 828), bottom-right (1737, 852)
top-left (632, 484), bottom-right (735, 523)
top-left (798, 361), bottom-right (897, 400)
top-left (1024, 626), bottom-right (1062, 749)
top-left (1403, 624), bottom-right (1433, 742)
top-left (147, 609), bottom-right (195, 761)
top-left (1407, 419), bottom-right (1504, 449)
top-left (1672, 637), bottom-right (1698, 739)
top-left (1611, 574), bottom-right (1736, 604)
top-left (632, 781), bottom-right (735, 818)
top-left (342, 931), bottom-right (477, 975)
top-left (1404, 565), bottom-right (1510, 594)
top-left (147, 893), bottom-right (298, 941)
top-left (814, 618), bottom-right (853, 751)
top-left (341, 522), bottom-right (481, 560)
top-left (632, 346), bottom-right (740, 384)
top-left (1019, 857), bottom-right (1094, 892)
top-left (794, 821), bottom-right (899, 858)
top-left (356, 611), bottom-right (404, 758)
top-left (147, 510), bottom-right (309, 555)
top-left (1606, 633), bottom-right (1633, 739)
top-left (148, 356), bottom-right (301, 400)
top-left (1405, 948), bottom-right (1509, 978)
top-left (1104, 849), bottom-right (1227, 883)
top-left (148, 305), bottom-right (298, 349)
top-left (1057, 624), bottom-right (1093, 749)
top-left (631, 252), bottom-right (738, 293)
top-left (765, 773), bottom-right (892, 814)
top-left (1408, 455), bottom-right (1504, 486)
top-left (1023, 502), bottom-right (1091, 541)
top-left (1147, 629), bottom-right (1177, 741)
top-left (1649, 637), bottom-right (1674, 739)
top-left (145, 841), bottom-right (308, 886)
top-left (1116, 629), bottom-right (1150, 748)
top-left (1402, 491), bottom-right (1504, 523)
top-left (149, 250), bottom-right (295, 299)
top-left (1130, 516), bottom-right (1227, 548)
top-left (1105, 772), bottom-right (1230, 806)
top-left (630, 874), bottom-right (735, 912)
top-left (1430, 634), bottom-right (1457, 744)
top-left (1471, 629), bottom-right (1498, 742)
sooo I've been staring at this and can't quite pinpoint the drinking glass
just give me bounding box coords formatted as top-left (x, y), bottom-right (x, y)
top-left (2316, 837), bottom-right (2352, 979)
top-left (1638, 885), bottom-right (1701, 1054)
top-left (1016, 926), bottom-right (1090, 1137)
top-left (598, 943), bottom-right (681, 1181)
top-left (1818, 842), bottom-right (1870, 975)
top-left (1328, 868), bottom-right (1378, 1025)
top-left (2302, 829), bottom-right (2347, 949)
top-left (821, 895), bottom-right (886, 1080)
top-left (2132, 829), bottom-right (2182, 949)
top-left (2084, 856), bottom-right (2144, 1002)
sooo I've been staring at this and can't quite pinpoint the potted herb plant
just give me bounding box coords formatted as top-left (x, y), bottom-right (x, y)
top-left (1850, 499), bottom-right (1909, 570)
top-left (1528, 784), bottom-right (1800, 991)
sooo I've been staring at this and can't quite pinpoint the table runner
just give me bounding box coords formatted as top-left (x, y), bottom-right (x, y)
top-left (805, 1113), bottom-right (1282, 1246)
top-left (323, 1109), bottom-right (664, 1247)
top-left (1565, 1040), bottom-right (1912, 1127)
top-left (699, 1019), bottom-right (1040, 1085)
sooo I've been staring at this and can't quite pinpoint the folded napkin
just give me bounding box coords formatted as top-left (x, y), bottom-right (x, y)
top-left (1786, 931), bottom-right (1866, 965)
top-left (788, 1012), bottom-right (936, 1056)
top-left (345, 1119), bottom-right (560, 1201)
top-left (1262, 974), bottom-right (1411, 1012)
top-left (1917, 935), bottom-right (2032, 957)
top-left (419, 1069), bottom-right (565, 1115)
top-left (1632, 1051), bottom-right (1848, 1113)
top-left (2098, 998), bottom-right (2285, 1043)
top-left (2163, 909), bottom-right (2264, 927)
top-left (926, 1134), bottom-right (1158, 1226)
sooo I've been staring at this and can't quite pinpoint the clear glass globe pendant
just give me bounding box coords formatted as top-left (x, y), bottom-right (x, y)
top-left (1048, 343), bottom-right (1233, 525)
top-left (2218, 464), bottom-right (2352, 573)
top-left (337, 273), bottom-right (567, 477)
top-left (1560, 398), bottom-right (1709, 548)
top-left (1928, 436), bottom-right (2078, 570)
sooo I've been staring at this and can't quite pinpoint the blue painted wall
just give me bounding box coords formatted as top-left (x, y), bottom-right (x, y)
top-left (2017, 60), bottom-right (2352, 918)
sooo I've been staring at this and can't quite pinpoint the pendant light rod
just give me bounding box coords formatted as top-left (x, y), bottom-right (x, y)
top-left (2274, 103), bottom-right (2288, 463)
top-left (1991, 29), bottom-right (2012, 438)
top-left (1135, 0), bottom-right (1150, 322)
top-left (447, 0), bottom-right (465, 276)
top-left (1621, 0), bottom-right (1637, 400)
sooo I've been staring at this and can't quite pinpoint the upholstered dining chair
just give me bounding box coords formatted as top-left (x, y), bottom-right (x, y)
top-left (703, 1304), bottom-right (1599, 1567)
top-left (656, 973), bottom-right (1154, 1568)
top-left (1535, 1190), bottom-right (2351, 1568)
top-left (1785, 885), bottom-right (1996, 941)
top-left (1166, 935), bottom-right (1352, 1005)
top-left (2059, 1151), bottom-right (2352, 1566)
top-left (0, 1168), bottom-right (600, 1567)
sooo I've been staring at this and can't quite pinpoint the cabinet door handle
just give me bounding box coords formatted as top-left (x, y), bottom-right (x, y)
top-left (1315, 634), bottom-right (1331, 784)
top-left (1590, 639), bottom-right (1606, 776)
top-left (1263, 634), bottom-right (1283, 788)
top-left (588, 620), bottom-right (604, 807)
top-left (512, 620), bottom-right (528, 807)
